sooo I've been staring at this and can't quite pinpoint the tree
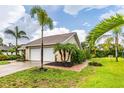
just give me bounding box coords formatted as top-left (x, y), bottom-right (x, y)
top-left (87, 14), bottom-right (124, 48)
top-left (30, 6), bottom-right (53, 69)
top-left (87, 14), bottom-right (124, 62)
top-left (81, 41), bottom-right (89, 49)
top-left (54, 43), bottom-right (77, 62)
top-left (95, 27), bottom-right (124, 62)
top-left (97, 37), bottom-right (114, 51)
top-left (54, 43), bottom-right (64, 61)
top-left (4, 26), bottom-right (29, 56)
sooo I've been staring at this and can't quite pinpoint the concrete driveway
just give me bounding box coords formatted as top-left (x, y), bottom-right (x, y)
top-left (0, 62), bottom-right (42, 77)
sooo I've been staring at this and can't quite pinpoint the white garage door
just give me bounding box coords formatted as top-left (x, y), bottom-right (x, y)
top-left (30, 47), bottom-right (55, 62)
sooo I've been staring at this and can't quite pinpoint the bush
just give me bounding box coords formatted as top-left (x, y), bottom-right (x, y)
top-left (7, 55), bottom-right (18, 60)
top-left (16, 55), bottom-right (25, 62)
top-left (0, 55), bottom-right (8, 61)
top-left (82, 49), bottom-right (91, 60)
top-left (88, 61), bottom-right (103, 66)
top-left (71, 49), bottom-right (83, 65)
top-left (0, 54), bottom-right (25, 61)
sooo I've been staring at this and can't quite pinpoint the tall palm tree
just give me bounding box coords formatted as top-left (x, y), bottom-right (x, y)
top-left (95, 27), bottom-right (124, 62)
top-left (5, 26), bottom-right (29, 55)
top-left (30, 6), bottom-right (53, 69)
top-left (87, 14), bottom-right (124, 48)
top-left (87, 14), bottom-right (124, 62)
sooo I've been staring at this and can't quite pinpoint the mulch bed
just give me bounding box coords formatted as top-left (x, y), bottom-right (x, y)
top-left (45, 61), bottom-right (88, 72)
top-left (45, 62), bottom-right (73, 67)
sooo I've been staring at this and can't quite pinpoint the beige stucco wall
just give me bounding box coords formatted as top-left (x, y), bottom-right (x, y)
top-left (25, 47), bottom-right (30, 60)
top-left (63, 36), bottom-right (79, 48)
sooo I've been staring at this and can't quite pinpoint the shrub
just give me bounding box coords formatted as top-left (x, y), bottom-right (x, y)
top-left (0, 55), bottom-right (8, 61)
top-left (7, 55), bottom-right (18, 60)
top-left (82, 49), bottom-right (91, 60)
top-left (71, 49), bottom-right (83, 65)
top-left (16, 55), bottom-right (25, 62)
top-left (88, 61), bottom-right (103, 66)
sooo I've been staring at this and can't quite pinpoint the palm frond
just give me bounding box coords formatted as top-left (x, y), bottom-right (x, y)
top-left (87, 13), bottom-right (124, 48)
top-left (18, 31), bottom-right (26, 36)
top-left (30, 6), bottom-right (53, 30)
top-left (30, 6), bottom-right (44, 17)
top-left (47, 17), bottom-right (53, 29)
top-left (4, 29), bottom-right (16, 37)
top-left (20, 35), bottom-right (29, 40)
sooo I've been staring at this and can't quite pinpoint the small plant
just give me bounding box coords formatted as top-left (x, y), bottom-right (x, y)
top-left (88, 61), bottom-right (103, 66)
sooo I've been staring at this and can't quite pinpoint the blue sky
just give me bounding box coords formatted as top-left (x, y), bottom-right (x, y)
top-left (24, 5), bottom-right (122, 31)
top-left (0, 5), bottom-right (124, 44)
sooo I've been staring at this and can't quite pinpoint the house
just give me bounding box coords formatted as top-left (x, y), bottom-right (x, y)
top-left (0, 44), bottom-right (15, 55)
top-left (25, 32), bottom-right (81, 63)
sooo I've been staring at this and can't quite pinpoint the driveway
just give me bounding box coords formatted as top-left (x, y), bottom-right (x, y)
top-left (0, 62), bottom-right (42, 77)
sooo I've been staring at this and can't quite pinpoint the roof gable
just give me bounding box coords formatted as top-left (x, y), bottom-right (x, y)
top-left (26, 32), bottom-right (76, 46)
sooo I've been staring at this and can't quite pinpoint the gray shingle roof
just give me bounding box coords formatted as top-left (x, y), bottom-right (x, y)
top-left (0, 45), bottom-right (14, 50)
top-left (26, 32), bottom-right (76, 47)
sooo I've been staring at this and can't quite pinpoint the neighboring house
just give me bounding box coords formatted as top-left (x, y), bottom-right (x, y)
top-left (0, 44), bottom-right (14, 55)
top-left (0, 44), bottom-right (23, 55)
top-left (25, 32), bottom-right (81, 63)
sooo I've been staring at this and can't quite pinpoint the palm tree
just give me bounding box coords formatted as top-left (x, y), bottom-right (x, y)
top-left (5, 26), bottom-right (29, 56)
top-left (87, 14), bottom-right (124, 62)
top-left (30, 6), bottom-right (53, 69)
top-left (87, 14), bottom-right (124, 48)
top-left (95, 27), bottom-right (124, 62)
top-left (54, 43), bottom-right (64, 61)
top-left (54, 43), bottom-right (77, 62)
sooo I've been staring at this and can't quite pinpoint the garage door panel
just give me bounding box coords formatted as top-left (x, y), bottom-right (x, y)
top-left (30, 48), bottom-right (40, 61)
top-left (30, 48), bottom-right (54, 62)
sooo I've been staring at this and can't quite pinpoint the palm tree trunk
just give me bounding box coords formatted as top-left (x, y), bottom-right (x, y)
top-left (41, 26), bottom-right (44, 69)
top-left (59, 50), bottom-right (63, 61)
top-left (15, 37), bottom-right (18, 56)
top-left (115, 34), bottom-right (118, 62)
top-left (67, 51), bottom-right (71, 62)
top-left (63, 49), bottom-right (66, 62)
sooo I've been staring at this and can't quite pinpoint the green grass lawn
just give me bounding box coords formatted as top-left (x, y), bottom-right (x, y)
top-left (0, 58), bottom-right (124, 88)
top-left (0, 61), bottom-right (9, 65)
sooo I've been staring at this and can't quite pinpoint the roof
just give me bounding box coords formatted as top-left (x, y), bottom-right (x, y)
top-left (26, 32), bottom-right (76, 47)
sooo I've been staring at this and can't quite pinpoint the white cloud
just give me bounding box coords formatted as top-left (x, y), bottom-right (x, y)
top-left (63, 5), bottom-right (109, 15)
top-left (33, 27), bottom-right (87, 42)
top-left (0, 6), bottom-right (25, 44)
top-left (72, 29), bottom-right (87, 42)
top-left (1, 5), bottom-right (87, 45)
top-left (53, 21), bottom-right (58, 26)
top-left (82, 22), bottom-right (91, 27)
top-left (100, 6), bottom-right (124, 20)
top-left (4, 13), bottom-right (41, 45)
top-left (0, 6), bottom-right (25, 31)
top-left (33, 27), bottom-right (70, 41)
